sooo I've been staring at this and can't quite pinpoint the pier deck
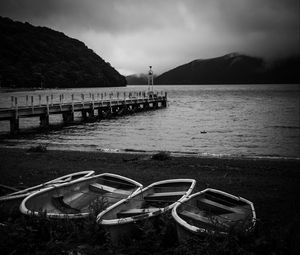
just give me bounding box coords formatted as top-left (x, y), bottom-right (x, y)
top-left (0, 91), bottom-right (167, 134)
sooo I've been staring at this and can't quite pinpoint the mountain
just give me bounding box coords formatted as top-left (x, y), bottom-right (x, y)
top-left (0, 17), bottom-right (126, 88)
top-left (126, 73), bottom-right (157, 85)
top-left (155, 53), bottom-right (300, 84)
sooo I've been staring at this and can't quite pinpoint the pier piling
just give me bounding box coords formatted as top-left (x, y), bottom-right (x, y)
top-left (40, 114), bottom-right (49, 127)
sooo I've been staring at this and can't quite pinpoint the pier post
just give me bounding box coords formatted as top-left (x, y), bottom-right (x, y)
top-left (10, 117), bottom-right (19, 135)
top-left (82, 110), bottom-right (87, 121)
top-left (63, 111), bottom-right (74, 123)
top-left (92, 94), bottom-right (95, 110)
top-left (46, 96), bottom-right (50, 116)
top-left (81, 94), bottom-right (85, 107)
top-left (40, 114), bottom-right (49, 127)
top-left (11, 96), bottom-right (14, 108)
top-left (162, 92), bottom-right (167, 107)
top-left (88, 109), bottom-right (95, 118)
top-left (14, 97), bottom-right (18, 119)
top-left (31, 96), bottom-right (34, 113)
top-left (98, 108), bottom-right (103, 119)
top-left (59, 95), bottom-right (62, 110)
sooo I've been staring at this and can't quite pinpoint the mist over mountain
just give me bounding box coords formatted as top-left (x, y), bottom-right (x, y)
top-left (0, 17), bottom-right (126, 88)
top-left (154, 53), bottom-right (300, 85)
top-left (126, 73), bottom-right (158, 85)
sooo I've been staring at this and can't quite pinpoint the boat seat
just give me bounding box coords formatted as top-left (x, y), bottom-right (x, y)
top-left (180, 210), bottom-right (211, 224)
top-left (89, 183), bottom-right (131, 196)
top-left (117, 207), bottom-right (163, 218)
top-left (51, 194), bottom-right (81, 214)
top-left (197, 198), bottom-right (242, 215)
top-left (144, 191), bottom-right (186, 201)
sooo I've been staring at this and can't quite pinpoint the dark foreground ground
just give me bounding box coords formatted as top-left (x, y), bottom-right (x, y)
top-left (0, 148), bottom-right (299, 254)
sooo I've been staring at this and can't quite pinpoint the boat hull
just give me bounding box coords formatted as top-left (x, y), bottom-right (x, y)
top-left (97, 179), bottom-right (196, 244)
top-left (172, 188), bottom-right (256, 242)
top-left (0, 170), bottom-right (95, 203)
top-left (20, 173), bottom-right (142, 219)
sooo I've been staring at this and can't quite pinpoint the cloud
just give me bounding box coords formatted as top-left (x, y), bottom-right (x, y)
top-left (0, 0), bottom-right (183, 33)
top-left (0, 0), bottom-right (299, 74)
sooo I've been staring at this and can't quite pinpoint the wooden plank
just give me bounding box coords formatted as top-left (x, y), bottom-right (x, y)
top-left (89, 183), bottom-right (130, 195)
top-left (197, 198), bottom-right (242, 214)
top-left (145, 191), bottom-right (186, 199)
top-left (117, 207), bottom-right (163, 218)
top-left (145, 191), bottom-right (186, 198)
top-left (180, 210), bottom-right (211, 224)
top-left (89, 183), bottom-right (116, 193)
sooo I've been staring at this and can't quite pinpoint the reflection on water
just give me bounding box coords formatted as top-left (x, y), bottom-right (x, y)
top-left (0, 84), bottom-right (300, 159)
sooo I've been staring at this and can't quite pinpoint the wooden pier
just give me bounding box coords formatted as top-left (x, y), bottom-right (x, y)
top-left (0, 91), bottom-right (167, 135)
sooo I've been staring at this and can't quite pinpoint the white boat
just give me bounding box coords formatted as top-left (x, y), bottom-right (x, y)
top-left (172, 188), bottom-right (256, 241)
top-left (0, 170), bottom-right (95, 205)
top-left (97, 179), bottom-right (196, 243)
top-left (20, 173), bottom-right (142, 219)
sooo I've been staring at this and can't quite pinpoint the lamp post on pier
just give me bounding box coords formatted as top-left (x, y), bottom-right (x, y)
top-left (148, 66), bottom-right (154, 92)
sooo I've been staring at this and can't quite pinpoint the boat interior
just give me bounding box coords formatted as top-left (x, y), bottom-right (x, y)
top-left (177, 191), bottom-right (253, 232)
top-left (24, 175), bottom-right (139, 215)
top-left (102, 181), bottom-right (193, 220)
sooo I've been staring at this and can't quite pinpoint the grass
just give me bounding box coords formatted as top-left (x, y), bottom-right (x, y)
top-left (0, 204), bottom-right (298, 255)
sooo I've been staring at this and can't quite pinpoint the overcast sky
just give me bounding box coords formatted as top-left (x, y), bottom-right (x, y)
top-left (0, 0), bottom-right (299, 75)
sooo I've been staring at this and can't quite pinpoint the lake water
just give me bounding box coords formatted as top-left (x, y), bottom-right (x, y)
top-left (0, 84), bottom-right (299, 159)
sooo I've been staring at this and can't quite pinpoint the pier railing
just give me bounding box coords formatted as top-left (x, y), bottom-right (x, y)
top-left (7, 90), bottom-right (166, 108)
top-left (0, 90), bottom-right (167, 135)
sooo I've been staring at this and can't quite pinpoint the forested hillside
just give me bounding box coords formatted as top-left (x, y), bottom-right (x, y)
top-left (155, 53), bottom-right (300, 85)
top-left (0, 17), bottom-right (126, 88)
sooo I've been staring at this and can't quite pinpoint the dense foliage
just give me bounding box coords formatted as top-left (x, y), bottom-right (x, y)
top-left (0, 17), bottom-right (126, 88)
top-left (0, 207), bottom-right (296, 255)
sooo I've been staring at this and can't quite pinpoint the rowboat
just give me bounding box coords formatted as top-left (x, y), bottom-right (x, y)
top-left (0, 170), bottom-right (95, 206)
top-left (20, 173), bottom-right (142, 219)
top-left (97, 179), bottom-right (196, 243)
top-left (172, 188), bottom-right (256, 241)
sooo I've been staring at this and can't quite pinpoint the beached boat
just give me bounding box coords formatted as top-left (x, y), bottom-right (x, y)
top-left (20, 173), bottom-right (142, 219)
top-left (0, 170), bottom-right (95, 206)
top-left (172, 188), bottom-right (256, 241)
top-left (97, 179), bottom-right (196, 243)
